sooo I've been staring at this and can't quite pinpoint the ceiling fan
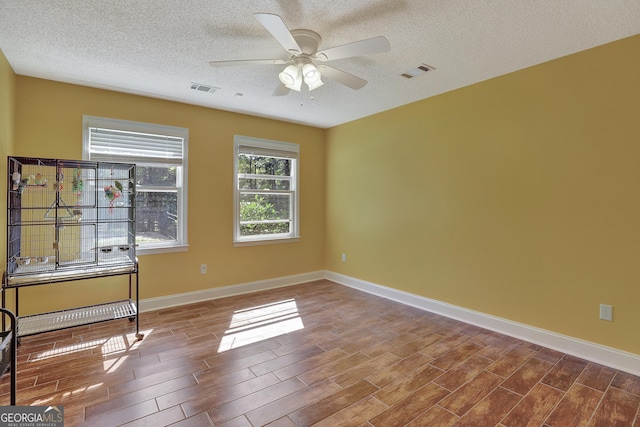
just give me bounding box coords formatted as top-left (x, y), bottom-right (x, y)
top-left (209, 13), bottom-right (391, 95)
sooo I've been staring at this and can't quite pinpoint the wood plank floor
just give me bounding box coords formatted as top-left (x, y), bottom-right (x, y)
top-left (1, 279), bottom-right (639, 426)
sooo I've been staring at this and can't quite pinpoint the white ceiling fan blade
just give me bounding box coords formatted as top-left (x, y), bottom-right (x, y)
top-left (317, 65), bottom-right (368, 90)
top-left (209, 59), bottom-right (289, 67)
top-left (254, 13), bottom-right (302, 55)
top-left (315, 36), bottom-right (390, 61)
top-left (273, 82), bottom-right (290, 96)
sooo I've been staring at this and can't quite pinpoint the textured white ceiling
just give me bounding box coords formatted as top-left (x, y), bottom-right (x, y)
top-left (1, 0), bottom-right (639, 128)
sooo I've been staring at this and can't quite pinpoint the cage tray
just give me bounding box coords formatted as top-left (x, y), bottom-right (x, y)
top-left (6, 261), bottom-right (136, 287)
top-left (17, 299), bottom-right (137, 337)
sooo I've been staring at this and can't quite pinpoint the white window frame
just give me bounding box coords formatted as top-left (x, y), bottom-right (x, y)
top-left (83, 116), bottom-right (188, 254)
top-left (234, 135), bottom-right (300, 246)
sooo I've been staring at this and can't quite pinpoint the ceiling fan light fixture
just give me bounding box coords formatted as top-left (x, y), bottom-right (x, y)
top-left (302, 63), bottom-right (323, 91)
top-left (302, 63), bottom-right (320, 82)
top-left (279, 65), bottom-right (302, 91)
top-left (306, 78), bottom-right (324, 91)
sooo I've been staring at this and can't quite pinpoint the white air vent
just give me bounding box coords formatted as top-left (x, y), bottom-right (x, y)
top-left (190, 83), bottom-right (220, 93)
top-left (401, 64), bottom-right (435, 79)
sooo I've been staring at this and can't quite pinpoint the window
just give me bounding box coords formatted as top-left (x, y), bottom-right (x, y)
top-left (83, 116), bottom-right (188, 254)
top-left (234, 136), bottom-right (299, 245)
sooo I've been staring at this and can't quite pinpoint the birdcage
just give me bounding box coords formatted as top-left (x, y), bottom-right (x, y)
top-left (5, 156), bottom-right (137, 283)
top-left (2, 156), bottom-right (142, 340)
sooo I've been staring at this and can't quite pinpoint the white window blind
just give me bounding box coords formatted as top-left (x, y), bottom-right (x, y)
top-left (88, 127), bottom-right (184, 164)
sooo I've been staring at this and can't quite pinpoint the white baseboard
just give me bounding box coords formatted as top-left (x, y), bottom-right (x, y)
top-left (325, 271), bottom-right (640, 377)
top-left (138, 270), bottom-right (325, 312)
top-left (138, 269), bottom-right (640, 376)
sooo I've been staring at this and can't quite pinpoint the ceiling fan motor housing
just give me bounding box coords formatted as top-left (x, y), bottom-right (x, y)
top-left (290, 29), bottom-right (322, 56)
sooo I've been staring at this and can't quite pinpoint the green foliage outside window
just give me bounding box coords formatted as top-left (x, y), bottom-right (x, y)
top-left (240, 195), bottom-right (289, 235)
top-left (238, 154), bottom-right (292, 236)
top-left (238, 155), bottom-right (291, 181)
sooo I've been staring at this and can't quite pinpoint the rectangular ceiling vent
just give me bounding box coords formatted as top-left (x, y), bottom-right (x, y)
top-left (190, 83), bottom-right (220, 93)
top-left (401, 63), bottom-right (435, 79)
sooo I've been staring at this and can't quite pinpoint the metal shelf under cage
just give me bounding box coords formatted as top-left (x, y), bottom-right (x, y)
top-left (17, 299), bottom-right (137, 337)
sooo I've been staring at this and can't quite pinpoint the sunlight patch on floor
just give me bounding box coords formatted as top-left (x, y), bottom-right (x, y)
top-left (32, 383), bottom-right (103, 406)
top-left (30, 329), bottom-right (152, 363)
top-left (104, 355), bottom-right (129, 373)
top-left (218, 299), bottom-right (304, 353)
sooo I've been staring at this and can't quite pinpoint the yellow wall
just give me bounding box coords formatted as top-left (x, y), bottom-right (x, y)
top-left (325, 35), bottom-right (640, 354)
top-left (0, 50), bottom-right (15, 287)
top-left (11, 77), bottom-right (325, 314)
top-left (3, 35), bottom-right (640, 356)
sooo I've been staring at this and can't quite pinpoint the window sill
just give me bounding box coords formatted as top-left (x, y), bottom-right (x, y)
top-left (137, 244), bottom-right (189, 255)
top-left (233, 237), bottom-right (300, 247)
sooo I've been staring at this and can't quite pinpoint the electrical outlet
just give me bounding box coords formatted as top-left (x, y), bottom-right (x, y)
top-left (599, 304), bottom-right (612, 321)
top-left (341, 253), bottom-right (347, 263)
top-left (200, 264), bottom-right (207, 274)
